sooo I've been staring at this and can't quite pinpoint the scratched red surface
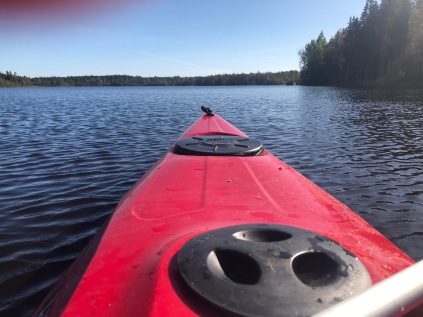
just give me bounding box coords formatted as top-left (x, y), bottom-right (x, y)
top-left (34, 114), bottom-right (415, 317)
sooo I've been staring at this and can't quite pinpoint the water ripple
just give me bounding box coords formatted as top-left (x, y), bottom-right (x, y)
top-left (0, 86), bottom-right (422, 316)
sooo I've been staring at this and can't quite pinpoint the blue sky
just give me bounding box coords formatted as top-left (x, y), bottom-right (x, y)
top-left (1, 0), bottom-right (366, 77)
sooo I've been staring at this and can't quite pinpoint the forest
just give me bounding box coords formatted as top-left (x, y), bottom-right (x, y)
top-left (299, 0), bottom-right (423, 86)
top-left (0, 71), bottom-right (299, 87)
top-left (3, 0), bottom-right (421, 88)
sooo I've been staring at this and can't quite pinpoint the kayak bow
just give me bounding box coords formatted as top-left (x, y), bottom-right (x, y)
top-left (34, 108), bottom-right (417, 317)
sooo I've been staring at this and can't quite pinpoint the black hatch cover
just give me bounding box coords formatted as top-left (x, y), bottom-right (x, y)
top-left (173, 135), bottom-right (263, 156)
top-left (176, 224), bottom-right (372, 317)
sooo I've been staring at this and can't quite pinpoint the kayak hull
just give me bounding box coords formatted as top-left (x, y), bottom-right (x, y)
top-left (33, 113), bottom-right (415, 316)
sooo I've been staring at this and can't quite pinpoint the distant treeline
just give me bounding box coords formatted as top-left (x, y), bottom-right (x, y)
top-left (299, 0), bottom-right (423, 87)
top-left (0, 70), bottom-right (299, 87)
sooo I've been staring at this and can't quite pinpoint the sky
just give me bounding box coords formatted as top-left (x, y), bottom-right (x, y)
top-left (0, 0), bottom-right (366, 78)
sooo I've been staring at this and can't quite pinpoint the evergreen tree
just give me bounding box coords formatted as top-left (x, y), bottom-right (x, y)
top-left (299, 0), bottom-right (422, 86)
top-left (299, 31), bottom-right (328, 85)
top-left (405, 0), bottom-right (423, 81)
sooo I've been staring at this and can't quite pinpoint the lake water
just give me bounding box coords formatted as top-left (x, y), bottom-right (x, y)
top-left (1, 86), bottom-right (422, 316)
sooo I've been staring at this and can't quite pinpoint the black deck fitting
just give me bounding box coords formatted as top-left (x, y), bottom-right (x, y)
top-left (201, 106), bottom-right (214, 116)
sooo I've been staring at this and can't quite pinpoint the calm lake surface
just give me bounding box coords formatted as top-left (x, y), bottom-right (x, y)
top-left (1, 86), bottom-right (422, 316)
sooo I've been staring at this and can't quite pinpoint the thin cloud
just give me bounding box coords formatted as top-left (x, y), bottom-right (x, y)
top-left (136, 51), bottom-right (199, 67)
top-left (135, 51), bottom-right (230, 75)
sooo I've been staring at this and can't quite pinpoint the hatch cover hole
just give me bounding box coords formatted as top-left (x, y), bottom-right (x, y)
top-left (233, 229), bottom-right (292, 242)
top-left (292, 252), bottom-right (340, 287)
top-left (207, 250), bottom-right (260, 285)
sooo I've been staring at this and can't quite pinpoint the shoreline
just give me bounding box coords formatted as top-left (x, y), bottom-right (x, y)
top-left (0, 71), bottom-right (300, 88)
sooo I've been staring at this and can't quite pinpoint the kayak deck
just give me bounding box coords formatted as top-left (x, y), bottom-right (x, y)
top-left (34, 112), bottom-right (415, 316)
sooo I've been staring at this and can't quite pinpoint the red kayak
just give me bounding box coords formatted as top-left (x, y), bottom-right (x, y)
top-left (34, 107), bottom-right (419, 316)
